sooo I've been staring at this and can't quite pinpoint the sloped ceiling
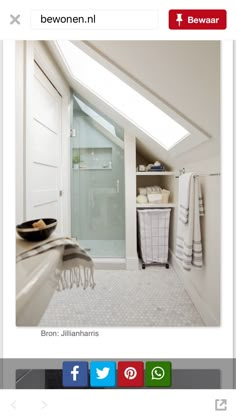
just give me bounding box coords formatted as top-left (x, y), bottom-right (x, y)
top-left (47, 41), bottom-right (220, 169)
top-left (84, 41), bottom-right (220, 168)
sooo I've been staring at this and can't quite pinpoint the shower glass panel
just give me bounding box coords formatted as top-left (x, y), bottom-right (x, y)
top-left (71, 95), bottom-right (125, 258)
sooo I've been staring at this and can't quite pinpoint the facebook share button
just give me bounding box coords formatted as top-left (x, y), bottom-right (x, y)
top-left (62, 361), bottom-right (89, 387)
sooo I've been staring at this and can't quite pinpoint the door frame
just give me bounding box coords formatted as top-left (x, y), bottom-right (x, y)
top-left (25, 41), bottom-right (71, 235)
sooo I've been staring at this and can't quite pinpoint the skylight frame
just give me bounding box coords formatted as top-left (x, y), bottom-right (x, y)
top-left (56, 40), bottom-right (190, 151)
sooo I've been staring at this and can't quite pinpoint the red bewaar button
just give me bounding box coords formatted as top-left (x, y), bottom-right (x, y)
top-left (169, 9), bottom-right (227, 30)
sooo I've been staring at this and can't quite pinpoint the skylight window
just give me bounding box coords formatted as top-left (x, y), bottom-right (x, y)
top-left (56, 41), bottom-right (190, 150)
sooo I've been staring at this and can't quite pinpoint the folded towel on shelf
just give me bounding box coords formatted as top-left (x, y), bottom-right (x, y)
top-left (136, 194), bottom-right (148, 204)
top-left (146, 161), bottom-right (165, 171)
top-left (149, 163), bottom-right (165, 170)
top-left (146, 186), bottom-right (162, 194)
top-left (16, 236), bottom-right (95, 291)
top-left (147, 193), bottom-right (162, 203)
top-left (138, 186), bottom-right (162, 196)
top-left (178, 172), bottom-right (192, 224)
top-left (175, 174), bottom-right (204, 271)
top-left (138, 187), bottom-right (148, 196)
top-left (148, 167), bottom-right (165, 172)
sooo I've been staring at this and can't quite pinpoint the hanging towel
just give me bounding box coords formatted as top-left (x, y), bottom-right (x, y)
top-left (178, 173), bottom-right (192, 224)
top-left (16, 236), bottom-right (95, 291)
top-left (192, 177), bottom-right (204, 268)
top-left (175, 175), bottom-right (204, 271)
top-left (198, 179), bottom-right (204, 217)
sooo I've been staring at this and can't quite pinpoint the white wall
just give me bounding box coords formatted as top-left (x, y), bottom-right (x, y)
top-left (125, 132), bottom-right (139, 270)
top-left (164, 43), bottom-right (220, 326)
top-left (15, 42), bottom-right (25, 224)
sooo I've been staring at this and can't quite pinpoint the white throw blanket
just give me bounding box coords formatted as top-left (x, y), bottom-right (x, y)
top-left (176, 174), bottom-right (204, 271)
top-left (16, 236), bottom-right (95, 291)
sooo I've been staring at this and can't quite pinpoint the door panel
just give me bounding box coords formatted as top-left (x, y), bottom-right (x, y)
top-left (26, 62), bottom-right (63, 233)
top-left (33, 71), bottom-right (59, 133)
top-left (32, 189), bottom-right (58, 207)
top-left (32, 202), bottom-right (59, 221)
top-left (32, 121), bottom-right (60, 167)
top-left (31, 164), bottom-right (58, 190)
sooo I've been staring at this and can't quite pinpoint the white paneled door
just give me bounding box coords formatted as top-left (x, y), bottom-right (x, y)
top-left (26, 62), bottom-right (63, 233)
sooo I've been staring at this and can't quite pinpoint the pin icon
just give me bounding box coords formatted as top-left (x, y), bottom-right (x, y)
top-left (176, 13), bottom-right (183, 27)
top-left (151, 366), bottom-right (165, 380)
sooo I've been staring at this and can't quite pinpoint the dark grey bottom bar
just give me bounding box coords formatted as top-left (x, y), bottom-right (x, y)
top-left (172, 369), bottom-right (221, 389)
top-left (0, 359), bottom-right (234, 389)
top-left (16, 369), bottom-right (221, 389)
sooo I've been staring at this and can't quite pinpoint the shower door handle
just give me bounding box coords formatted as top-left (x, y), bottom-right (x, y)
top-left (116, 179), bottom-right (120, 193)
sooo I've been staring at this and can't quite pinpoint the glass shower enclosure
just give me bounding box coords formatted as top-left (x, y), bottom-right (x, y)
top-left (71, 95), bottom-right (125, 258)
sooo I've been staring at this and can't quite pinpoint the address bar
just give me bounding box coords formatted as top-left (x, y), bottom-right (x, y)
top-left (31, 10), bottom-right (158, 30)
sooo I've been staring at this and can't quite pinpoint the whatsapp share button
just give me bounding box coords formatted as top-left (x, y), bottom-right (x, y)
top-left (145, 362), bottom-right (172, 387)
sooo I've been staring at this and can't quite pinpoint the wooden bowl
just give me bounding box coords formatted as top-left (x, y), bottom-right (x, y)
top-left (16, 218), bottom-right (57, 242)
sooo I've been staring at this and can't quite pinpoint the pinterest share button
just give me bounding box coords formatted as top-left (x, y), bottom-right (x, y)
top-left (169, 10), bottom-right (227, 30)
top-left (118, 362), bottom-right (144, 387)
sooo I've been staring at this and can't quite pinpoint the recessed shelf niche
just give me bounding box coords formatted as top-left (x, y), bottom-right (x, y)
top-left (72, 147), bottom-right (112, 170)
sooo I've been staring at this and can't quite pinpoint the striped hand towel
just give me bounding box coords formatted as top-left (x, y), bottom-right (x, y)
top-left (178, 173), bottom-right (192, 224)
top-left (16, 237), bottom-right (95, 291)
top-left (176, 175), bottom-right (204, 271)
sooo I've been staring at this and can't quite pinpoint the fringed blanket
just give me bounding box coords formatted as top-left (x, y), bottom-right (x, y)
top-left (16, 237), bottom-right (95, 291)
top-left (175, 174), bottom-right (204, 271)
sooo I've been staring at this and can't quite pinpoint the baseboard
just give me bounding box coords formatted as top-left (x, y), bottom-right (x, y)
top-left (94, 258), bottom-right (126, 270)
top-left (126, 256), bottom-right (139, 270)
top-left (169, 249), bottom-right (219, 326)
top-left (94, 256), bottom-right (139, 270)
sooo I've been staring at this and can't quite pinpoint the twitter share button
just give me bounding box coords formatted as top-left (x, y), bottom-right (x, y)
top-left (90, 361), bottom-right (116, 387)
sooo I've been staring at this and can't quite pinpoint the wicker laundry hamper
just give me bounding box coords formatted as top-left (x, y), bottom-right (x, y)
top-left (137, 208), bottom-right (171, 269)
